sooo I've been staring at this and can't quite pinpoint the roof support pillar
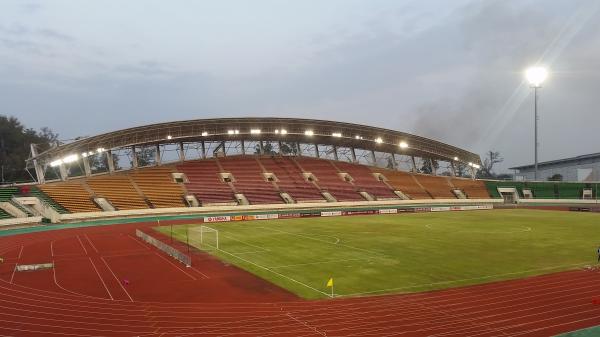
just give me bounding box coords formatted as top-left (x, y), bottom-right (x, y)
top-left (430, 158), bottom-right (437, 176)
top-left (411, 156), bottom-right (417, 173)
top-left (30, 144), bottom-right (45, 184)
top-left (470, 166), bottom-right (476, 180)
top-left (179, 142), bottom-right (185, 162)
top-left (221, 141), bottom-right (226, 156)
top-left (370, 150), bottom-right (376, 167)
top-left (296, 142), bottom-right (302, 156)
top-left (241, 140), bottom-right (246, 154)
top-left (450, 162), bottom-right (457, 177)
top-left (58, 163), bottom-right (68, 181)
top-left (351, 147), bottom-right (357, 163)
top-left (278, 140), bottom-right (283, 155)
top-left (201, 141), bottom-right (206, 159)
top-left (390, 153), bottom-right (397, 170)
top-left (131, 145), bottom-right (138, 169)
top-left (314, 144), bottom-right (320, 158)
top-left (332, 145), bottom-right (338, 161)
top-left (106, 150), bottom-right (115, 173)
top-left (82, 156), bottom-right (91, 177)
top-left (155, 144), bottom-right (161, 165)
top-left (259, 141), bottom-right (264, 155)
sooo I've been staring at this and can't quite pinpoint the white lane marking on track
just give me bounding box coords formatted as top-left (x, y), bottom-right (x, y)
top-left (76, 235), bottom-right (88, 255)
top-left (99, 256), bottom-right (133, 302)
top-left (9, 263), bottom-right (17, 284)
top-left (50, 241), bottom-right (54, 257)
top-left (88, 257), bottom-right (114, 300)
top-left (17, 245), bottom-right (23, 259)
top-left (151, 251), bottom-right (198, 281)
top-left (84, 234), bottom-right (99, 253)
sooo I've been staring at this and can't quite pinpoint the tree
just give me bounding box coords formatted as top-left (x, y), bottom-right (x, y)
top-left (279, 142), bottom-right (298, 155)
top-left (0, 115), bottom-right (59, 183)
top-left (547, 173), bottom-right (563, 181)
top-left (420, 159), bottom-right (439, 174)
top-left (479, 151), bottom-right (503, 178)
top-left (253, 142), bottom-right (277, 155)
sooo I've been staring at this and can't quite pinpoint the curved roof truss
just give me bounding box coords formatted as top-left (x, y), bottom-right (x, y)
top-left (31, 117), bottom-right (482, 167)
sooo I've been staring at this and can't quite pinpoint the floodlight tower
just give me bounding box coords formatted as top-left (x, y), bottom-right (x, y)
top-left (525, 66), bottom-right (548, 181)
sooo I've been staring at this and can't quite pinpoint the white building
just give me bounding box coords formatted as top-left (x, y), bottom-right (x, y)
top-left (510, 153), bottom-right (600, 182)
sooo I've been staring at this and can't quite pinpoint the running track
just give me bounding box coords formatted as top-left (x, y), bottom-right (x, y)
top-left (0, 221), bottom-right (599, 336)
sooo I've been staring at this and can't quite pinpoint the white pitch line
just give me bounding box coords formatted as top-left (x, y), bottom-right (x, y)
top-left (269, 257), bottom-right (374, 269)
top-left (258, 226), bottom-right (391, 258)
top-left (340, 261), bottom-right (592, 297)
top-left (188, 237), bottom-right (330, 297)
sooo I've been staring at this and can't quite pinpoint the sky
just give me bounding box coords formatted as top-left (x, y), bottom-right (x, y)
top-left (1, 0), bottom-right (599, 172)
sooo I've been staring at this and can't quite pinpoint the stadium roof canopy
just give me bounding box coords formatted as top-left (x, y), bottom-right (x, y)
top-left (31, 117), bottom-right (482, 166)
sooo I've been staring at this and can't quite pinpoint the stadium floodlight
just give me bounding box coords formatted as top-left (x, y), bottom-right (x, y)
top-left (375, 137), bottom-right (383, 144)
top-left (399, 141), bottom-right (408, 149)
top-left (62, 154), bottom-right (78, 163)
top-left (88, 151), bottom-right (95, 156)
top-left (275, 129), bottom-right (279, 134)
top-left (97, 147), bottom-right (105, 153)
top-left (355, 135), bottom-right (362, 140)
top-left (250, 129), bottom-right (261, 134)
top-left (201, 131), bottom-right (208, 136)
top-left (525, 66), bottom-right (548, 87)
top-left (167, 135), bottom-right (173, 140)
top-left (228, 129), bottom-right (239, 135)
top-left (81, 152), bottom-right (88, 158)
top-left (332, 132), bottom-right (342, 137)
top-left (453, 156), bottom-right (459, 161)
top-left (280, 129), bottom-right (287, 135)
top-left (305, 130), bottom-right (314, 136)
top-left (525, 66), bottom-right (548, 181)
top-left (50, 159), bottom-right (63, 167)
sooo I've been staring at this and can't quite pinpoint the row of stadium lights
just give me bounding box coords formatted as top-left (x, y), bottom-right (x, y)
top-left (49, 130), bottom-right (480, 169)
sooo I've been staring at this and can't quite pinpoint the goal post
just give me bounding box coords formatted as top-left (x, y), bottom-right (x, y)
top-left (199, 225), bottom-right (219, 250)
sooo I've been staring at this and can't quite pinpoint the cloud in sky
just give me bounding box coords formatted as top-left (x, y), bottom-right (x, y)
top-left (0, 0), bottom-right (599, 171)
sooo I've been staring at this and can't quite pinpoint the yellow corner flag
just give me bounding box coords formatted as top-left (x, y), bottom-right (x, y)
top-left (326, 277), bottom-right (333, 287)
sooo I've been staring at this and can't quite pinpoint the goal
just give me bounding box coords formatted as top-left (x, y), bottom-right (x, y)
top-left (199, 225), bottom-right (219, 250)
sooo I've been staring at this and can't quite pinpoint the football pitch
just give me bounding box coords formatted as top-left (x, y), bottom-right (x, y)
top-left (155, 209), bottom-right (600, 299)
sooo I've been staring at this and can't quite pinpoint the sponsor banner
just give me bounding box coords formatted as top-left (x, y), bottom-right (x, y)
top-left (204, 216), bottom-right (231, 223)
top-left (279, 212), bottom-right (301, 219)
top-left (300, 211), bottom-right (321, 218)
top-left (344, 210), bottom-right (377, 216)
top-left (255, 214), bottom-right (279, 220)
top-left (321, 211), bottom-right (343, 217)
top-left (431, 206), bottom-right (451, 212)
top-left (397, 208), bottom-right (415, 213)
top-left (414, 207), bottom-right (432, 212)
top-left (379, 208), bottom-right (398, 214)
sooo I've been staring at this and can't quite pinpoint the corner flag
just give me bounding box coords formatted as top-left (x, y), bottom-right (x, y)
top-left (327, 277), bottom-right (334, 298)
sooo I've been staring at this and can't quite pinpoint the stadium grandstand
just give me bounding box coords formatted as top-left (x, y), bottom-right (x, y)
top-left (0, 117), bottom-right (596, 225)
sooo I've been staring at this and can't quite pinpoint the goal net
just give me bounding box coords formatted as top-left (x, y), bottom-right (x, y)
top-left (199, 225), bottom-right (219, 250)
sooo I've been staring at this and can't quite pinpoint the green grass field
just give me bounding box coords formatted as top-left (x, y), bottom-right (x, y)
top-left (155, 209), bottom-right (600, 299)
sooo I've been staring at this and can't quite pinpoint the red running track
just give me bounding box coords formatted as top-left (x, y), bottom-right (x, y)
top-left (0, 221), bottom-right (599, 336)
